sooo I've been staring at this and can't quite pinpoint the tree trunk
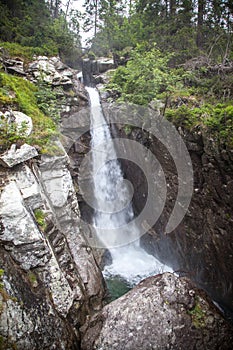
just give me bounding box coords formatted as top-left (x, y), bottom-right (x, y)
top-left (170, 0), bottom-right (176, 16)
top-left (94, 0), bottom-right (98, 37)
top-left (197, 0), bottom-right (205, 48)
top-left (65, 0), bottom-right (71, 20)
top-left (51, 0), bottom-right (60, 18)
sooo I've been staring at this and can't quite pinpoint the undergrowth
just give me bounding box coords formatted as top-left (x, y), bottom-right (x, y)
top-left (0, 72), bottom-right (60, 153)
top-left (107, 45), bottom-right (233, 146)
top-left (0, 42), bottom-right (57, 62)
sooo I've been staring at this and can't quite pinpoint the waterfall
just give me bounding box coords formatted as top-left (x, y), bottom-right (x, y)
top-left (86, 86), bottom-right (173, 285)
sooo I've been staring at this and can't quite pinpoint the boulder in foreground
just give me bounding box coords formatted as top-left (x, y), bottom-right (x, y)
top-left (81, 272), bottom-right (233, 350)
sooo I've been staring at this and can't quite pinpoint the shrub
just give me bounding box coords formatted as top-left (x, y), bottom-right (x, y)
top-left (0, 42), bottom-right (57, 61)
top-left (34, 208), bottom-right (47, 231)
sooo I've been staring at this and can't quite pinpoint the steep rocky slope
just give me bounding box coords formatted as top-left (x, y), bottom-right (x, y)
top-left (101, 100), bottom-right (233, 317)
top-left (0, 55), bottom-right (105, 349)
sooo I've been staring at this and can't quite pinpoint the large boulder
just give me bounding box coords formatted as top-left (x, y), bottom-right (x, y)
top-left (81, 273), bottom-right (233, 350)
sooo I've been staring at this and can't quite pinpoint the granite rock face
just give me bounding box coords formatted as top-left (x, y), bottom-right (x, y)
top-left (0, 149), bottom-right (105, 349)
top-left (81, 273), bottom-right (233, 350)
top-left (0, 143), bottom-right (38, 167)
top-left (0, 52), bottom-right (106, 349)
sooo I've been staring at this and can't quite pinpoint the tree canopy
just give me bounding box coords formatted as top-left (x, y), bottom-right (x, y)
top-left (0, 0), bottom-right (82, 67)
top-left (82, 0), bottom-right (232, 64)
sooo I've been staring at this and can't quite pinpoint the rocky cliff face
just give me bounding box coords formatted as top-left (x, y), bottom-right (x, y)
top-left (101, 101), bottom-right (233, 318)
top-left (0, 150), bottom-right (105, 349)
top-left (1, 55), bottom-right (233, 349)
top-left (0, 55), bottom-right (105, 349)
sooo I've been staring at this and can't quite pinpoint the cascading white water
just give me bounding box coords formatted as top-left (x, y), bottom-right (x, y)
top-left (86, 86), bottom-right (173, 285)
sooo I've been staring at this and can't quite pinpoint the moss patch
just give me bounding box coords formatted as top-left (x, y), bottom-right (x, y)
top-left (0, 42), bottom-right (57, 62)
top-left (34, 208), bottom-right (47, 231)
top-left (0, 72), bottom-right (59, 153)
top-left (27, 271), bottom-right (38, 288)
top-left (187, 297), bottom-right (207, 328)
top-left (165, 102), bottom-right (233, 146)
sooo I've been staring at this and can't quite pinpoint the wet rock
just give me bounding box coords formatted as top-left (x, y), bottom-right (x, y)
top-left (81, 273), bottom-right (233, 350)
top-left (82, 58), bottom-right (114, 85)
top-left (0, 143), bottom-right (38, 167)
top-left (102, 102), bottom-right (233, 316)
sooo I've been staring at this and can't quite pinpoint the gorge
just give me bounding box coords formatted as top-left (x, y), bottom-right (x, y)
top-left (1, 0), bottom-right (233, 348)
top-left (0, 54), bottom-right (233, 349)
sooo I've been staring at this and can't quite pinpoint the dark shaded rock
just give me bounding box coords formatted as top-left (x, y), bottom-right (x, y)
top-left (101, 102), bottom-right (233, 317)
top-left (81, 273), bottom-right (233, 350)
top-left (3, 58), bottom-right (26, 76)
top-left (0, 248), bottom-right (79, 350)
top-left (82, 58), bottom-right (114, 86)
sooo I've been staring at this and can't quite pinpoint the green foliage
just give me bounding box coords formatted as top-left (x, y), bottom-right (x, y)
top-left (0, 72), bottom-right (59, 152)
top-left (35, 82), bottom-right (65, 123)
top-left (109, 45), bottom-right (177, 104)
top-left (0, 41), bottom-right (57, 60)
top-left (34, 208), bottom-right (47, 231)
top-left (90, 11), bottom-right (145, 57)
top-left (123, 125), bottom-right (133, 136)
top-left (0, 0), bottom-right (54, 49)
top-left (0, 0), bottom-right (82, 68)
top-left (108, 41), bottom-right (233, 146)
top-left (87, 51), bottom-right (96, 60)
top-left (51, 15), bottom-right (82, 67)
top-left (87, 0), bottom-right (232, 65)
top-left (0, 116), bottom-right (28, 150)
top-left (0, 42), bottom-right (54, 61)
top-left (0, 86), bottom-right (15, 105)
top-left (165, 102), bottom-right (233, 146)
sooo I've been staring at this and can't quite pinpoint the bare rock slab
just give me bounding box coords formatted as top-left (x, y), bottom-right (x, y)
top-left (0, 143), bottom-right (38, 167)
